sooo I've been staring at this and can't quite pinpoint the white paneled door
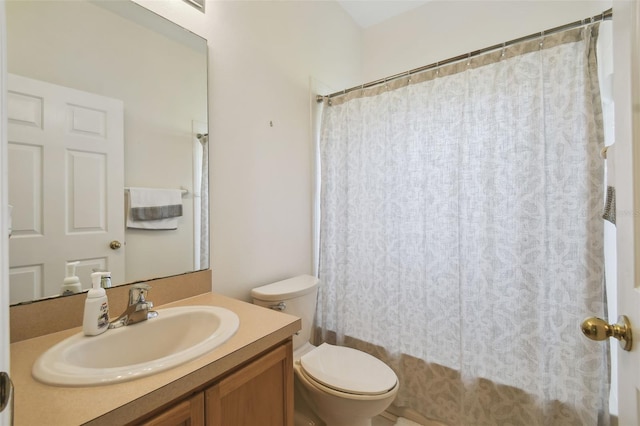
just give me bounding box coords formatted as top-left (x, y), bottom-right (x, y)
top-left (0, 4), bottom-right (11, 424)
top-left (613, 1), bottom-right (640, 424)
top-left (7, 74), bottom-right (124, 303)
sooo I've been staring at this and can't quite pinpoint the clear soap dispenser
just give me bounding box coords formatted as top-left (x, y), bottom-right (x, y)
top-left (61, 261), bottom-right (82, 295)
top-left (83, 272), bottom-right (110, 336)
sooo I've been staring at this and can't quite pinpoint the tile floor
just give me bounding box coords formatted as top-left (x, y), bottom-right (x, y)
top-left (373, 414), bottom-right (425, 426)
top-left (373, 413), bottom-right (448, 426)
top-left (372, 415), bottom-right (396, 426)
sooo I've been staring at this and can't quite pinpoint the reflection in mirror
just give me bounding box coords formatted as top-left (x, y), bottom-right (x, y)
top-left (7, 0), bottom-right (209, 305)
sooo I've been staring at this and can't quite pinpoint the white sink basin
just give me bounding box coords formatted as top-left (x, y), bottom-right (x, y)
top-left (32, 305), bottom-right (240, 386)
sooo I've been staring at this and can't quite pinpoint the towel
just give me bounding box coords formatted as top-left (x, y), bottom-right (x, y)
top-left (127, 187), bottom-right (183, 230)
top-left (602, 145), bottom-right (616, 225)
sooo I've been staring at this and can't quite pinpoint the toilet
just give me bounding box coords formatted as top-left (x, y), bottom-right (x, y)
top-left (251, 275), bottom-right (398, 426)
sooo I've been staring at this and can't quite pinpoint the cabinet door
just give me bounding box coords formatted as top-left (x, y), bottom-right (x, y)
top-left (206, 341), bottom-right (293, 426)
top-left (139, 392), bottom-right (205, 426)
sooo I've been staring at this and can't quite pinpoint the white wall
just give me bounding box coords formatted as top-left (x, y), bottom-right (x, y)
top-left (362, 1), bottom-right (612, 82)
top-left (135, 0), bottom-right (362, 300)
top-left (207, 2), bottom-right (362, 300)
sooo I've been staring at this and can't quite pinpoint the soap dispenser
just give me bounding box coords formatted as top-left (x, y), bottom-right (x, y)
top-left (61, 261), bottom-right (82, 295)
top-left (83, 272), bottom-right (110, 336)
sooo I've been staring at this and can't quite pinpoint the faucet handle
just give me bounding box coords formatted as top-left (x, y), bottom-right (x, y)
top-left (129, 283), bottom-right (151, 305)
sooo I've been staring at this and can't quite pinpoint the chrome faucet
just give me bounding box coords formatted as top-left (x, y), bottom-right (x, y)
top-left (109, 283), bottom-right (158, 329)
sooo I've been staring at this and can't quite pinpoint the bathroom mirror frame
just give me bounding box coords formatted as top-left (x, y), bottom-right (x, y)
top-left (6, 0), bottom-right (209, 306)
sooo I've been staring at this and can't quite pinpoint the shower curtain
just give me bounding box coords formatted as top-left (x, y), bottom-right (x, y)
top-left (200, 135), bottom-right (210, 269)
top-left (317, 24), bottom-right (608, 426)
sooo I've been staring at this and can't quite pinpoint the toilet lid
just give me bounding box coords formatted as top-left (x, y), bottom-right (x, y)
top-left (300, 343), bottom-right (397, 395)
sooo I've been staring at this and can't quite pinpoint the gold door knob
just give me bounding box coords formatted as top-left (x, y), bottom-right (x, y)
top-left (581, 315), bottom-right (632, 351)
top-left (109, 240), bottom-right (122, 250)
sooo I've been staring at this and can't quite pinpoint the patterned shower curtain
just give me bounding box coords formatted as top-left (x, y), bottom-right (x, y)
top-left (200, 135), bottom-right (210, 269)
top-left (317, 24), bottom-right (608, 426)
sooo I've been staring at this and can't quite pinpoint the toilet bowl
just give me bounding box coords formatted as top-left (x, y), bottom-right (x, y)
top-left (294, 342), bottom-right (398, 426)
top-left (251, 275), bottom-right (398, 426)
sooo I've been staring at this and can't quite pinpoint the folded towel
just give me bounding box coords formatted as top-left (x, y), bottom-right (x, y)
top-left (602, 145), bottom-right (616, 225)
top-left (127, 187), bottom-right (183, 230)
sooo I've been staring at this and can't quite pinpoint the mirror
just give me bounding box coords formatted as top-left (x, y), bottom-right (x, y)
top-left (7, 0), bottom-right (209, 305)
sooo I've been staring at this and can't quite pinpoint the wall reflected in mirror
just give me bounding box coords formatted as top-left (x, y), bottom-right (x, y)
top-left (7, 0), bottom-right (209, 305)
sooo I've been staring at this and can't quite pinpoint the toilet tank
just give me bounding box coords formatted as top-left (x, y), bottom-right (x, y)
top-left (251, 275), bottom-right (319, 351)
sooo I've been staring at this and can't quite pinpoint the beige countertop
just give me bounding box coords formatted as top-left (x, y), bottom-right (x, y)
top-left (10, 292), bottom-right (301, 425)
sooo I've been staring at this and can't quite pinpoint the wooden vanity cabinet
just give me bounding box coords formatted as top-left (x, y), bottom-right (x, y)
top-left (137, 340), bottom-right (293, 426)
top-left (139, 393), bottom-right (205, 426)
top-left (206, 338), bottom-right (293, 426)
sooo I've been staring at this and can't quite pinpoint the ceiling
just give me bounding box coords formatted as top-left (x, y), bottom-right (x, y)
top-left (337, 0), bottom-right (430, 28)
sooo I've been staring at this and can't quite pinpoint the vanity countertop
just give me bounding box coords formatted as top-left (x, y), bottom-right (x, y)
top-left (10, 292), bottom-right (301, 425)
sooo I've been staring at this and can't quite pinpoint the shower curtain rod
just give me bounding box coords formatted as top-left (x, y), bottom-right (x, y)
top-left (316, 8), bottom-right (612, 103)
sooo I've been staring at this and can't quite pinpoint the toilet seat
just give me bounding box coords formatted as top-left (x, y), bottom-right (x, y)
top-left (299, 343), bottom-right (397, 396)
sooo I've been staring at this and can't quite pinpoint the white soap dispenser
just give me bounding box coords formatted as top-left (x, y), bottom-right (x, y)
top-left (61, 261), bottom-right (82, 295)
top-left (83, 272), bottom-right (110, 336)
